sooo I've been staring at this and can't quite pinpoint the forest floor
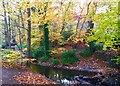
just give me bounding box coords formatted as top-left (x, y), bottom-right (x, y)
top-left (2, 63), bottom-right (57, 85)
top-left (41, 52), bottom-right (119, 75)
top-left (40, 47), bottom-right (120, 74)
top-left (2, 68), bottom-right (23, 84)
top-left (41, 43), bottom-right (120, 75)
top-left (1, 47), bottom-right (120, 85)
top-left (2, 56), bottom-right (119, 85)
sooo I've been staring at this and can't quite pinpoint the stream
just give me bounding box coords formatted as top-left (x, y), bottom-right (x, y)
top-left (27, 63), bottom-right (97, 85)
top-left (27, 63), bottom-right (120, 85)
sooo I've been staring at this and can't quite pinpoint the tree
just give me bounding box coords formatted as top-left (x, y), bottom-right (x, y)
top-left (86, 0), bottom-right (119, 50)
top-left (27, 7), bottom-right (31, 58)
top-left (2, 1), bottom-right (10, 48)
top-left (43, 23), bottom-right (49, 57)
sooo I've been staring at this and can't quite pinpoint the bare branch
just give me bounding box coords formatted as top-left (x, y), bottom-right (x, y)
top-left (86, 0), bottom-right (92, 15)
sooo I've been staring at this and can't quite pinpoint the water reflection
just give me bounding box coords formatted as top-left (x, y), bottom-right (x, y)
top-left (28, 63), bottom-right (97, 85)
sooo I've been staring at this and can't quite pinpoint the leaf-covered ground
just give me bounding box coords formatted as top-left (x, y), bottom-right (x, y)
top-left (13, 71), bottom-right (56, 85)
top-left (2, 49), bottom-right (119, 85)
top-left (75, 54), bottom-right (119, 74)
top-left (40, 52), bottom-right (119, 75)
top-left (2, 62), bottom-right (57, 85)
top-left (2, 68), bottom-right (23, 84)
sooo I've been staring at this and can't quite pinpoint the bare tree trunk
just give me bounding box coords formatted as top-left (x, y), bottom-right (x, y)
top-left (8, 12), bottom-right (11, 48)
top-left (3, 23), bottom-right (7, 47)
top-left (2, 1), bottom-right (9, 48)
top-left (76, 17), bottom-right (80, 34)
top-left (19, 9), bottom-right (25, 51)
top-left (60, 19), bottom-right (65, 34)
top-left (27, 8), bottom-right (31, 58)
top-left (17, 15), bottom-right (22, 52)
top-left (60, 2), bottom-right (71, 34)
top-left (19, 8), bottom-right (25, 29)
top-left (12, 20), bottom-right (17, 40)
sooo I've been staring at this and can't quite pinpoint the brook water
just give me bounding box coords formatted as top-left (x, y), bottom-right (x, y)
top-left (27, 63), bottom-right (97, 85)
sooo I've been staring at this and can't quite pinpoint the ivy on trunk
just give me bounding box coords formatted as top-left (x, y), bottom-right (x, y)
top-left (43, 23), bottom-right (50, 58)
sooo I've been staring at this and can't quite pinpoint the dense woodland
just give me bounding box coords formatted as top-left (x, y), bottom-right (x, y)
top-left (0, 0), bottom-right (120, 85)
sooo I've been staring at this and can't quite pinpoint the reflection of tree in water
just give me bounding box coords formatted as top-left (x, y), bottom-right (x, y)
top-left (29, 63), bottom-right (98, 85)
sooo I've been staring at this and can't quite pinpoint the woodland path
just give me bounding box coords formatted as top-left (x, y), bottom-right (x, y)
top-left (2, 68), bottom-right (24, 85)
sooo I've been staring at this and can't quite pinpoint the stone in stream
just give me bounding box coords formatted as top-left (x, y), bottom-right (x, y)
top-left (74, 76), bottom-right (93, 85)
top-left (74, 73), bottom-right (108, 85)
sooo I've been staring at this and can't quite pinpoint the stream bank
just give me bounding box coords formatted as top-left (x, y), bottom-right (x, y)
top-left (26, 62), bottom-right (120, 86)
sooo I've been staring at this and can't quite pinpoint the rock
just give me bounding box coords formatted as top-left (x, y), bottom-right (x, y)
top-left (74, 76), bottom-right (92, 85)
top-left (105, 72), bottom-right (120, 85)
top-left (74, 73), bottom-right (108, 85)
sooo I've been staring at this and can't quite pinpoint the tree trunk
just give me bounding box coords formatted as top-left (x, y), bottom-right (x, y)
top-left (17, 15), bottom-right (22, 52)
top-left (3, 23), bottom-right (7, 48)
top-left (76, 17), bottom-right (80, 34)
top-left (19, 8), bottom-right (25, 29)
top-left (8, 12), bottom-right (11, 48)
top-left (60, 2), bottom-right (71, 34)
top-left (60, 19), bottom-right (65, 34)
top-left (27, 8), bottom-right (31, 58)
top-left (44, 23), bottom-right (50, 58)
top-left (2, 1), bottom-right (9, 48)
top-left (19, 8), bottom-right (25, 50)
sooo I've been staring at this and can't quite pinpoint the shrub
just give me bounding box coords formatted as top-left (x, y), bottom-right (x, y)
top-left (96, 43), bottom-right (103, 50)
top-left (116, 57), bottom-right (120, 64)
top-left (89, 41), bottom-right (96, 53)
top-left (61, 50), bottom-right (79, 65)
top-left (50, 49), bottom-right (58, 55)
top-left (17, 44), bottom-right (27, 49)
top-left (39, 56), bottom-right (49, 62)
top-left (31, 46), bottom-right (45, 58)
top-left (112, 55), bottom-right (120, 64)
top-left (79, 49), bottom-right (93, 57)
top-left (105, 55), bottom-right (120, 68)
top-left (62, 30), bottom-right (73, 41)
top-left (80, 42), bottom-right (103, 58)
top-left (95, 51), bottom-right (108, 60)
top-left (1, 49), bottom-right (24, 63)
top-left (51, 58), bottom-right (60, 65)
top-left (89, 42), bottom-right (103, 53)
